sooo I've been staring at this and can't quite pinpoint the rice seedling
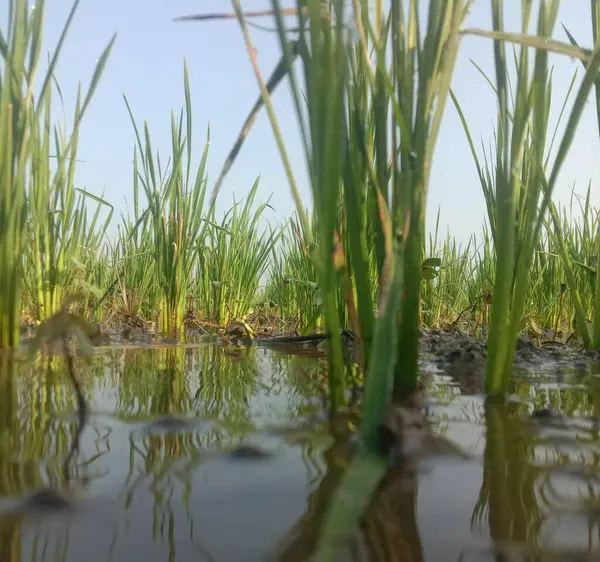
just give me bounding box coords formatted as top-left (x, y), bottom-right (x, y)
top-left (0, 0), bottom-right (47, 348)
top-left (194, 180), bottom-right (282, 326)
top-left (0, 1), bottom-right (85, 345)
top-left (555, 3), bottom-right (600, 349)
top-left (453, 0), bottom-right (600, 393)
top-left (124, 62), bottom-right (213, 335)
top-left (420, 209), bottom-right (475, 328)
top-left (264, 213), bottom-right (323, 333)
top-left (28, 104), bottom-right (114, 322)
top-left (0, 0), bottom-right (114, 347)
top-left (540, 186), bottom-right (599, 344)
top-left (109, 182), bottom-right (160, 322)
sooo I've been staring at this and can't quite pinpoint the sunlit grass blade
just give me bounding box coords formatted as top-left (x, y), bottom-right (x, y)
top-left (461, 27), bottom-right (592, 62)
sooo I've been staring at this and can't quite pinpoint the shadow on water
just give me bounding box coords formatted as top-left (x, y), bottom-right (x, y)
top-left (0, 344), bottom-right (599, 560)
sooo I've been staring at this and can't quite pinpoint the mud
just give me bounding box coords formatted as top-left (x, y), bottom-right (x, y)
top-left (419, 328), bottom-right (600, 394)
top-left (26, 319), bottom-right (600, 392)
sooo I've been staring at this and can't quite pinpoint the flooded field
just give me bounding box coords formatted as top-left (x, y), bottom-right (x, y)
top-left (0, 343), bottom-right (599, 561)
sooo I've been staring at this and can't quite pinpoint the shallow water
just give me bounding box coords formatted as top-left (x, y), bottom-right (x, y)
top-left (0, 344), bottom-right (599, 561)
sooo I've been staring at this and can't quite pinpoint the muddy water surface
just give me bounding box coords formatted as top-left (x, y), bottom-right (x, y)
top-left (0, 344), bottom-right (599, 561)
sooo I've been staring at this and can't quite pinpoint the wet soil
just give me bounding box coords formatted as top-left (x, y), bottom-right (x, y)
top-left (24, 316), bottom-right (600, 379)
top-left (419, 327), bottom-right (600, 392)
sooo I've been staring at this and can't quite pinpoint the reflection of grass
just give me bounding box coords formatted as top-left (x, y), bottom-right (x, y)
top-left (312, 450), bottom-right (388, 561)
top-left (275, 414), bottom-right (357, 561)
top-left (0, 515), bottom-right (22, 562)
top-left (113, 345), bottom-right (260, 424)
top-left (110, 344), bottom-right (337, 561)
top-left (0, 352), bottom-right (92, 562)
top-left (472, 399), bottom-right (546, 547)
top-left (115, 345), bottom-right (256, 550)
top-left (467, 394), bottom-right (600, 559)
top-left (0, 353), bottom-right (88, 492)
top-left (275, 409), bottom-right (425, 562)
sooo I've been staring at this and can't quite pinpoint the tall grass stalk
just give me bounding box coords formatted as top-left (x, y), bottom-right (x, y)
top-left (219, 0), bottom-right (471, 424)
top-left (453, 0), bottom-right (600, 393)
top-left (378, 0), bottom-right (472, 400)
top-left (0, 0), bottom-right (114, 347)
top-left (558, 2), bottom-right (600, 349)
top-left (124, 63), bottom-right (212, 335)
top-left (29, 81), bottom-right (114, 321)
top-left (226, 0), bottom-right (351, 410)
top-left (0, 0), bottom-right (34, 347)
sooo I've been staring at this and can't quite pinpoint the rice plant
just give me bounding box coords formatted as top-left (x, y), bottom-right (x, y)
top-left (541, 186), bottom-right (599, 344)
top-left (124, 62), bottom-right (212, 335)
top-left (264, 213), bottom-right (323, 333)
top-left (110, 196), bottom-right (159, 322)
top-left (556, 3), bottom-right (600, 349)
top-left (0, 0), bottom-right (36, 347)
top-left (216, 0), bottom-right (471, 432)
top-left (453, 0), bottom-right (600, 393)
top-left (0, 0), bottom-right (114, 347)
top-left (28, 95), bottom-right (114, 321)
top-left (194, 180), bottom-right (282, 325)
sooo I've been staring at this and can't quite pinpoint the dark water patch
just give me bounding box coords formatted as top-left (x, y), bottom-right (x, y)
top-left (225, 444), bottom-right (277, 460)
top-left (19, 488), bottom-right (73, 512)
top-left (0, 488), bottom-right (74, 517)
top-left (133, 415), bottom-right (218, 437)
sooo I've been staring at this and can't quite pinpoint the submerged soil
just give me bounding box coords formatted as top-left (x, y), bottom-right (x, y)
top-left (419, 328), bottom-right (600, 391)
top-left (0, 339), bottom-right (599, 561)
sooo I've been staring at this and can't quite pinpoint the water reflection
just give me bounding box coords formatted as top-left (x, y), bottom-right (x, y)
top-left (472, 399), bottom-right (545, 549)
top-left (0, 345), bottom-right (597, 560)
top-left (458, 389), bottom-right (600, 561)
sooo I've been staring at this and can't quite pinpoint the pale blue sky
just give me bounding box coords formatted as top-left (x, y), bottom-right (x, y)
top-left (34, 1), bottom-right (600, 243)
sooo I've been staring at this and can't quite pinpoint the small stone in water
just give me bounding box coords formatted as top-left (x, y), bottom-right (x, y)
top-left (228, 445), bottom-right (275, 460)
top-left (23, 488), bottom-right (72, 511)
top-left (530, 407), bottom-right (561, 420)
top-left (144, 416), bottom-right (195, 434)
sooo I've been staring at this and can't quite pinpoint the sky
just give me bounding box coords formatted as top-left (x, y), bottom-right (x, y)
top-left (28, 0), bottom-right (600, 244)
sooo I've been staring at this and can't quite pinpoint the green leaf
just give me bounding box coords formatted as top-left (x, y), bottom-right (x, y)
top-left (421, 266), bottom-right (439, 280)
top-left (422, 257), bottom-right (442, 268)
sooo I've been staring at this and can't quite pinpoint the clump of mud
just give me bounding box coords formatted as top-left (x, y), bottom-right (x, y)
top-left (419, 328), bottom-right (600, 393)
